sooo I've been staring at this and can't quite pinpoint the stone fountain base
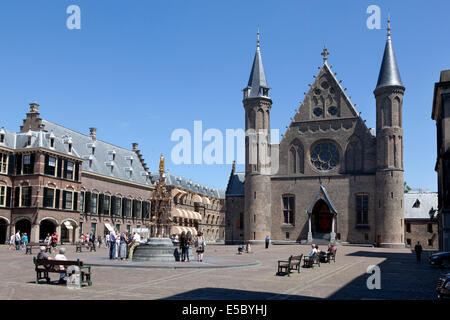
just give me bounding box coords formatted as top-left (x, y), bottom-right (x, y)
top-left (132, 238), bottom-right (176, 262)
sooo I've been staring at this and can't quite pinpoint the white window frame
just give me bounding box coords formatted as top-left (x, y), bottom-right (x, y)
top-left (0, 185), bottom-right (6, 207)
top-left (64, 190), bottom-right (74, 210)
top-left (0, 153), bottom-right (8, 174)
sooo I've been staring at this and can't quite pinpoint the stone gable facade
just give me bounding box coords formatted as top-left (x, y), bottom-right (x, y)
top-left (226, 32), bottom-right (405, 248)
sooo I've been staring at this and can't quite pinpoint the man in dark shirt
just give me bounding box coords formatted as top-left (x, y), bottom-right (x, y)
top-left (37, 246), bottom-right (53, 269)
top-left (414, 241), bottom-right (423, 263)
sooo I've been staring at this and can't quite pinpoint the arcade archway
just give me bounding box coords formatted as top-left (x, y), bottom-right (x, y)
top-left (39, 219), bottom-right (57, 241)
top-left (0, 218), bottom-right (8, 244)
top-left (15, 219), bottom-right (31, 239)
top-left (311, 199), bottom-right (332, 235)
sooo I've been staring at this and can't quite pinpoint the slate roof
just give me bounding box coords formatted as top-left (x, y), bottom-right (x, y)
top-left (0, 121), bottom-right (153, 187)
top-left (307, 185), bottom-right (338, 214)
top-left (154, 172), bottom-right (225, 199)
top-left (375, 34), bottom-right (403, 90)
top-left (41, 120), bottom-right (153, 186)
top-left (404, 191), bottom-right (438, 220)
top-left (225, 172), bottom-right (245, 196)
top-left (245, 45), bottom-right (270, 99)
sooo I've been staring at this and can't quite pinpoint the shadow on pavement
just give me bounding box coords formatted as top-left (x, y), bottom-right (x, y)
top-left (327, 250), bottom-right (444, 300)
top-left (159, 287), bottom-right (319, 300)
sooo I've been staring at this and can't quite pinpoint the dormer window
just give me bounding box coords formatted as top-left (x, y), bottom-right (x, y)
top-left (413, 199), bottom-right (421, 208)
top-left (0, 134), bottom-right (4, 143)
top-left (68, 143), bottom-right (72, 153)
top-left (50, 138), bottom-right (55, 148)
top-left (92, 147), bottom-right (95, 155)
top-left (27, 136), bottom-right (32, 146)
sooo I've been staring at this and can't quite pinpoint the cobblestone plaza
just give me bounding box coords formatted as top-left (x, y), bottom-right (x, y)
top-left (0, 244), bottom-right (444, 300)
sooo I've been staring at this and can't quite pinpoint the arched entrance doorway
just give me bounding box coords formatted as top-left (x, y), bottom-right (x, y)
top-left (0, 218), bottom-right (8, 244)
top-left (61, 221), bottom-right (76, 244)
top-left (39, 219), bottom-right (57, 242)
top-left (15, 219), bottom-right (31, 239)
top-left (311, 199), bottom-right (332, 238)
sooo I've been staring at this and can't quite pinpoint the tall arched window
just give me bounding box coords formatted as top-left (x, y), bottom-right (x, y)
top-left (393, 96), bottom-right (401, 127)
top-left (289, 139), bottom-right (304, 174)
top-left (248, 110), bottom-right (256, 129)
top-left (345, 136), bottom-right (362, 173)
top-left (290, 147), bottom-right (297, 173)
top-left (382, 98), bottom-right (392, 127)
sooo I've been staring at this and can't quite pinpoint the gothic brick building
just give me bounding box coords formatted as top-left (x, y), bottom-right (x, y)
top-left (226, 24), bottom-right (405, 248)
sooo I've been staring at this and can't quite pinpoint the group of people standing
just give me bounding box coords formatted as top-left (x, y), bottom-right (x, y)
top-left (9, 230), bottom-right (28, 250)
top-left (8, 231), bottom-right (58, 251)
top-left (108, 229), bottom-right (141, 261)
top-left (178, 231), bottom-right (206, 262)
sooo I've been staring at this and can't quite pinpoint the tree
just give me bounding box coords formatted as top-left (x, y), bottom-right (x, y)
top-left (404, 182), bottom-right (412, 193)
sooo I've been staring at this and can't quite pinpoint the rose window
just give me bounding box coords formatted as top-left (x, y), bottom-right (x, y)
top-left (310, 142), bottom-right (340, 171)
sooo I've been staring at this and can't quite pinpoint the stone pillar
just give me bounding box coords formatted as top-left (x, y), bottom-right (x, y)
top-left (31, 224), bottom-right (39, 243)
top-left (69, 226), bottom-right (74, 244)
top-left (307, 214), bottom-right (312, 243)
top-left (330, 215), bottom-right (336, 243)
top-left (56, 225), bottom-right (62, 244)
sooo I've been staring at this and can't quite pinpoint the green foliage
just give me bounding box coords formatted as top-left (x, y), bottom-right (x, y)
top-left (404, 181), bottom-right (411, 193)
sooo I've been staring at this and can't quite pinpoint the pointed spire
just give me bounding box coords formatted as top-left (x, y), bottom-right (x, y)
top-left (375, 16), bottom-right (403, 90)
top-left (244, 29), bottom-right (270, 100)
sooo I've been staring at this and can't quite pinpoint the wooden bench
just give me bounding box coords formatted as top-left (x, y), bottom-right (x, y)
top-left (25, 243), bottom-right (52, 255)
top-left (33, 258), bottom-right (92, 286)
top-left (75, 241), bottom-right (96, 253)
top-left (277, 254), bottom-right (303, 276)
top-left (303, 253), bottom-right (320, 268)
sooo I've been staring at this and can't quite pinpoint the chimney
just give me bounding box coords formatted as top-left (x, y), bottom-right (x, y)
top-left (29, 102), bottom-right (39, 113)
top-left (132, 143), bottom-right (138, 151)
top-left (89, 127), bottom-right (97, 140)
top-left (232, 160), bottom-right (236, 174)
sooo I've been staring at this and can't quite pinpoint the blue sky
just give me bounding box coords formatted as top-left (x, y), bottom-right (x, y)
top-left (0, 0), bottom-right (447, 191)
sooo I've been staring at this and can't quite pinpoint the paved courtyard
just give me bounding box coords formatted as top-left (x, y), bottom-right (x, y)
top-left (0, 244), bottom-right (445, 300)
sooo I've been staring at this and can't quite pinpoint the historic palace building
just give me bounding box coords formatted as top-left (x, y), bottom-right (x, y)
top-left (226, 23), bottom-right (406, 247)
top-left (0, 104), bottom-right (225, 244)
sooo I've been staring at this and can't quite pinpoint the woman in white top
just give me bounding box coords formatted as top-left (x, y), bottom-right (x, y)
top-left (9, 234), bottom-right (15, 250)
top-left (55, 247), bottom-right (68, 284)
top-left (195, 232), bottom-right (206, 262)
top-left (115, 231), bottom-right (120, 259)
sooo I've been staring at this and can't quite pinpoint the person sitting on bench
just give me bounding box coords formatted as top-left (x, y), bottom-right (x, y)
top-left (55, 248), bottom-right (68, 284)
top-left (37, 246), bottom-right (53, 269)
top-left (304, 244), bottom-right (317, 262)
top-left (327, 243), bottom-right (335, 254)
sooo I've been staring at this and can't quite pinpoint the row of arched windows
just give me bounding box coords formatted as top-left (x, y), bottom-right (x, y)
top-left (247, 108), bottom-right (270, 130)
top-left (288, 137), bottom-right (363, 174)
top-left (381, 96), bottom-right (401, 128)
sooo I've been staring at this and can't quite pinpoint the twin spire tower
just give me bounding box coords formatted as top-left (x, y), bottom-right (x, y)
top-left (242, 20), bottom-right (405, 247)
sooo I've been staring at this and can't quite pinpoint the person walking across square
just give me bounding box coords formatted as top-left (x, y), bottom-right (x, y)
top-left (414, 241), bottom-right (423, 263)
top-left (265, 235), bottom-right (270, 249)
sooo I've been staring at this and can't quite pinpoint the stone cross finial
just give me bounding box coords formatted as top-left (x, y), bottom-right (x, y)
top-left (321, 46), bottom-right (330, 63)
